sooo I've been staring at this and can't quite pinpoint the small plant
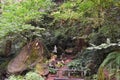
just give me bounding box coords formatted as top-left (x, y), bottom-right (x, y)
top-left (49, 67), bottom-right (57, 74)
top-left (92, 74), bottom-right (98, 80)
top-left (67, 59), bottom-right (83, 70)
top-left (8, 71), bottom-right (44, 80)
top-left (8, 75), bottom-right (23, 80)
top-left (25, 71), bottom-right (44, 80)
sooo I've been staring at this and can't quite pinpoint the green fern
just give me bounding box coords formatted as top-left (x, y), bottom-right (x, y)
top-left (100, 51), bottom-right (120, 67)
top-left (99, 51), bottom-right (120, 80)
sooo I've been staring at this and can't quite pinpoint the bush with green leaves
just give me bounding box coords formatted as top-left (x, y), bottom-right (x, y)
top-left (51, 0), bottom-right (95, 21)
top-left (67, 59), bottom-right (85, 70)
top-left (8, 71), bottom-right (44, 80)
top-left (48, 67), bottom-right (57, 74)
top-left (0, 0), bottom-right (53, 39)
top-left (8, 75), bottom-right (24, 80)
top-left (25, 72), bottom-right (44, 80)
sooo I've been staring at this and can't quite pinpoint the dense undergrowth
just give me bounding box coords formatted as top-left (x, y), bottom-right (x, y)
top-left (0, 0), bottom-right (120, 80)
top-left (0, 0), bottom-right (120, 40)
top-left (0, 0), bottom-right (52, 39)
top-left (8, 71), bottom-right (44, 80)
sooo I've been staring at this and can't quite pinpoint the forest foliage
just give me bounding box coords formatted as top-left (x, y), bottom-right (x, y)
top-left (0, 0), bottom-right (52, 39)
top-left (0, 0), bottom-right (120, 40)
top-left (0, 0), bottom-right (120, 80)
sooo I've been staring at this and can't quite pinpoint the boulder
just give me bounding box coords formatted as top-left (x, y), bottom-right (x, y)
top-left (7, 39), bottom-right (48, 74)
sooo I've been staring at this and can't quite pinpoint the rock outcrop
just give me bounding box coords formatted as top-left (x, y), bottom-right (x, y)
top-left (7, 39), bottom-right (48, 74)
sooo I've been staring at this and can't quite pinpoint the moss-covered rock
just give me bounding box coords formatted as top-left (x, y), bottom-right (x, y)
top-left (7, 39), bottom-right (49, 74)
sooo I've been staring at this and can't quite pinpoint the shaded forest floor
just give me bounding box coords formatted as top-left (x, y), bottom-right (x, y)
top-left (46, 54), bottom-right (84, 80)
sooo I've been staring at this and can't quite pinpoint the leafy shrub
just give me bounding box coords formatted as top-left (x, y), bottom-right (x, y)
top-left (25, 71), bottom-right (44, 80)
top-left (8, 75), bottom-right (23, 80)
top-left (8, 71), bottom-right (44, 80)
top-left (51, 0), bottom-right (94, 21)
top-left (0, 0), bottom-right (53, 38)
top-left (67, 59), bottom-right (85, 70)
top-left (49, 67), bottom-right (57, 74)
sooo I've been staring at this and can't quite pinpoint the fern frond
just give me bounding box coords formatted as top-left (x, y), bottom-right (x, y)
top-left (100, 51), bottom-right (120, 67)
